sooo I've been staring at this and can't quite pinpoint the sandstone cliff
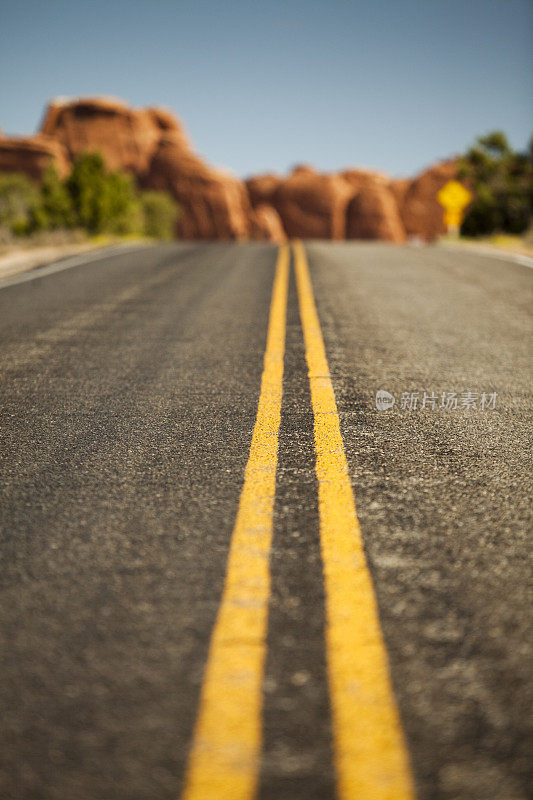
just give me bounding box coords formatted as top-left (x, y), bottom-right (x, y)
top-left (0, 133), bottom-right (69, 180)
top-left (39, 97), bottom-right (250, 240)
top-left (249, 204), bottom-right (287, 242)
top-left (268, 166), bottom-right (353, 240)
top-left (346, 184), bottom-right (406, 242)
top-left (0, 96), bottom-right (459, 242)
top-left (399, 160), bottom-right (459, 240)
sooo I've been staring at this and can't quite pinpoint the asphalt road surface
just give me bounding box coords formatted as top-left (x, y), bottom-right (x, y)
top-left (0, 241), bottom-right (531, 800)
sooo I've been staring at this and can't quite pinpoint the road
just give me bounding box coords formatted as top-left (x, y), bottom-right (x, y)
top-left (0, 241), bottom-right (531, 800)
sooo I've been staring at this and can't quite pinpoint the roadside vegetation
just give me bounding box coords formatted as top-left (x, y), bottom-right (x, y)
top-left (0, 152), bottom-right (180, 244)
top-left (458, 131), bottom-right (533, 238)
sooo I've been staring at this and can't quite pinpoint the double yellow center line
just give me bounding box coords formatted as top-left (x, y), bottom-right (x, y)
top-left (181, 244), bottom-right (289, 800)
top-left (182, 243), bottom-right (415, 800)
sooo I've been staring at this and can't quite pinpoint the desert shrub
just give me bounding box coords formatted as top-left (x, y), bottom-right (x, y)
top-left (102, 171), bottom-right (144, 235)
top-left (141, 190), bottom-right (180, 239)
top-left (459, 131), bottom-right (533, 237)
top-left (66, 152), bottom-right (126, 234)
top-left (33, 165), bottom-right (75, 230)
top-left (1, 154), bottom-right (180, 240)
top-left (0, 172), bottom-right (40, 236)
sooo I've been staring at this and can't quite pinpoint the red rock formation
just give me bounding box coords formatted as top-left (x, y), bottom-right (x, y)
top-left (249, 204), bottom-right (286, 242)
top-left (39, 97), bottom-right (251, 240)
top-left (271, 167), bottom-right (353, 239)
top-left (0, 96), bottom-right (462, 243)
top-left (400, 160), bottom-right (458, 240)
top-left (0, 134), bottom-right (69, 180)
top-left (389, 177), bottom-right (411, 208)
top-left (247, 166), bottom-right (410, 242)
top-left (245, 174), bottom-right (283, 209)
top-left (340, 167), bottom-right (389, 192)
top-left (39, 96), bottom-right (189, 177)
top-left (346, 184), bottom-right (406, 242)
top-left (146, 132), bottom-right (250, 239)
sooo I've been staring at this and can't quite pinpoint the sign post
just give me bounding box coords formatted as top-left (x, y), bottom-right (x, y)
top-left (437, 180), bottom-right (472, 236)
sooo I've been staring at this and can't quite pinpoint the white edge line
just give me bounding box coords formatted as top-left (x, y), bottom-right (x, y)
top-left (438, 244), bottom-right (533, 270)
top-left (0, 244), bottom-right (151, 290)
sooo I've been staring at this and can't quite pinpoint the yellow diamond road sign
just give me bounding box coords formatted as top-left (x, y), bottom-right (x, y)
top-left (437, 180), bottom-right (472, 212)
top-left (443, 209), bottom-right (463, 228)
top-left (437, 180), bottom-right (472, 232)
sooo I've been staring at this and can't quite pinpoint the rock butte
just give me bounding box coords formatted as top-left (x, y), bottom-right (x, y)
top-left (0, 97), bottom-right (458, 242)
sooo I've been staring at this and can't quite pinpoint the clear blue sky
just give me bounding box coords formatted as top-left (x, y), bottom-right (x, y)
top-left (1, 0), bottom-right (531, 178)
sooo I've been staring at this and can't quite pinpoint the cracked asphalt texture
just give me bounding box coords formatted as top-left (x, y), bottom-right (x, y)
top-left (0, 241), bottom-right (531, 800)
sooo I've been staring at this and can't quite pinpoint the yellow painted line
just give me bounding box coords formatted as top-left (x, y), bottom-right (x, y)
top-left (293, 240), bottom-right (416, 800)
top-left (181, 244), bottom-right (290, 800)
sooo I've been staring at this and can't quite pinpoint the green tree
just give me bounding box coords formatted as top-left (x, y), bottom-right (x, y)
top-left (67, 152), bottom-right (110, 233)
top-left (0, 173), bottom-right (40, 237)
top-left (1, 155), bottom-right (179, 241)
top-left (33, 165), bottom-right (74, 230)
top-left (458, 131), bottom-right (532, 236)
top-left (103, 171), bottom-right (144, 235)
top-left (141, 190), bottom-right (180, 239)
top-left (66, 152), bottom-right (143, 235)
